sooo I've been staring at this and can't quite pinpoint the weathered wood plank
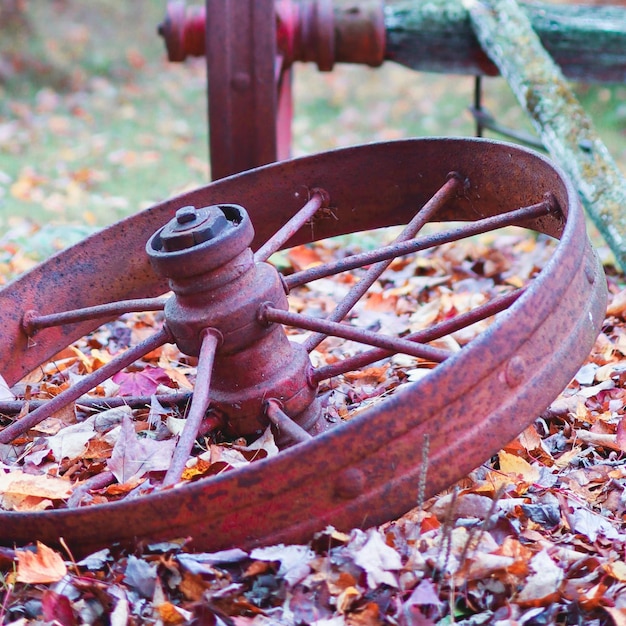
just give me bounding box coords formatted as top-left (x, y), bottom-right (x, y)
top-left (385, 0), bottom-right (626, 84)
top-left (466, 0), bottom-right (626, 272)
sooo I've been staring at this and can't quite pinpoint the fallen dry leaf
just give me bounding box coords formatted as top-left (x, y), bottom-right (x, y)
top-left (107, 413), bottom-right (176, 484)
top-left (16, 542), bottom-right (67, 584)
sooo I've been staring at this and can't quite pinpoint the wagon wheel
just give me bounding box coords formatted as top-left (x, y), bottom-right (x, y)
top-left (158, 0), bottom-right (385, 179)
top-left (0, 139), bottom-right (606, 556)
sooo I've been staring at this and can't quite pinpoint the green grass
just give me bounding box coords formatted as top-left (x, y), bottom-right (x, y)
top-left (0, 0), bottom-right (623, 240)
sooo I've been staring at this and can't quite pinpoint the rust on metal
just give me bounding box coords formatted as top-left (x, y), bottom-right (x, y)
top-left (261, 305), bottom-right (452, 362)
top-left (254, 188), bottom-right (329, 263)
top-left (146, 202), bottom-right (322, 440)
top-left (22, 296), bottom-right (167, 335)
top-left (0, 139), bottom-right (606, 555)
top-left (303, 173), bottom-right (463, 352)
top-left (285, 199), bottom-right (554, 289)
top-left (205, 0), bottom-right (278, 179)
top-left (163, 329), bottom-right (220, 487)
top-left (159, 0), bottom-right (386, 177)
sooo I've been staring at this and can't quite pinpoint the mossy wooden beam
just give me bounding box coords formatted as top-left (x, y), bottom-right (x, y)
top-left (384, 0), bottom-right (626, 84)
top-left (465, 0), bottom-right (626, 272)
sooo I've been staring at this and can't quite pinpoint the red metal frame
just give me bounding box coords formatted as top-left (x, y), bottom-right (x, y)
top-left (159, 0), bottom-right (385, 178)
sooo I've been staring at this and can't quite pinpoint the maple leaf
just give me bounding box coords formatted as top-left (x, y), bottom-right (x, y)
top-left (123, 554), bottom-right (157, 599)
top-left (107, 413), bottom-right (176, 484)
top-left (112, 365), bottom-right (174, 396)
top-left (16, 541), bottom-right (67, 584)
top-left (570, 507), bottom-right (620, 542)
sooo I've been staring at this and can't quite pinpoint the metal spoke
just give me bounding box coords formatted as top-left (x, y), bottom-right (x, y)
top-left (254, 189), bottom-right (328, 263)
top-left (312, 288), bottom-right (524, 383)
top-left (260, 305), bottom-right (451, 362)
top-left (0, 326), bottom-right (173, 444)
top-left (0, 392), bottom-right (192, 416)
top-left (265, 399), bottom-right (312, 444)
top-left (23, 296), bottom-right (169, 335)
top-left (302, 174), bottom-right (463, 352)
top-left (163, 329), bottom-right (220, 487)
top-left (285, 199), bottom-right (553, 290)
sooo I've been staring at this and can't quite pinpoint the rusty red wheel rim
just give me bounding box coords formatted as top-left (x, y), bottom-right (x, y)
top-left (0, 138), bottom-right (606, 555)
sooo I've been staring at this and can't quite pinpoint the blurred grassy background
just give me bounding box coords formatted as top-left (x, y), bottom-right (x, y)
top-left (0, 1), bottom-right (623, 263)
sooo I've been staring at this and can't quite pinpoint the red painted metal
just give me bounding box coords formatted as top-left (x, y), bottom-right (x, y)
top-left (0, 139), bottom-right (606, 555)
top-left (163, 329), bottom-right (220, 486)
top-left (146, 202), bottom-right (323, 439)
top-left (158, 1), bottom-right (205, 62)
top-left (159, 0), bottom-right (385, 178)
top-left (204, 0), bottom-right (277, 179)
top-left (159, 0), bottom-right (385, 68)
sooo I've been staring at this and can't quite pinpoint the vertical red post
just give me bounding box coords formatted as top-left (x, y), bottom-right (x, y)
top-left (206, 0), bottom-right (278, 179)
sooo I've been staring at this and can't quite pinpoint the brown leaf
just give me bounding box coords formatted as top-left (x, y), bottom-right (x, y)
top-left (346, 601), bottom-right (380, 626)
top-left (603, 561), bottom-right (626, 583)
top-left (16, 542), bottom-right (67, 584)
top-left (157, 602), bottom-right (191, 625)
top-left (575, 430), bottom-right (624, 452)
top-left (287, 244), bottom-right (324, 270)
top-left (179, 570), bottom-right (207, 601)
top-left (112, 365), bottom-right (174, 397)
top-left (616, 417), bottom-right (626, 452)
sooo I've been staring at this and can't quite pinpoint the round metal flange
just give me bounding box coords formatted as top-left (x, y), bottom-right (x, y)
top-left (0, 138), bottom-right (606, 555)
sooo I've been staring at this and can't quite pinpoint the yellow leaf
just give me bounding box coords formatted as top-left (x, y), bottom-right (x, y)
top-left (603, 560), bottom-right (626, 582)
top-left (337, 586), bottom-right (361, 613)
top-left (16, 542), bottom-right (67, 584)
top-left (498, 450), bottom-right (540, 485)
top-left (0, 470), bottom-right (71, 499)
top-left (518, 425), bottom-right (543, 453)
top-left (157, 602), bottom-right (191, 624)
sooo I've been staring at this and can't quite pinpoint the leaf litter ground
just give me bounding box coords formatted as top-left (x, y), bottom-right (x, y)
top-left (1, 226), bottom-right (626, 625)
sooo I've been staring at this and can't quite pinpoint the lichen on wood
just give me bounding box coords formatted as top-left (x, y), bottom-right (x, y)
top-left (465, 0), bottom-right (626, 273)
top-left (384, 0), bottom-right (626, 83)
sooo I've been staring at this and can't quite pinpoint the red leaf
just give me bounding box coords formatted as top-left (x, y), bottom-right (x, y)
top-left (112, 366), bottom-right (173, 396)
top-left (42, 590), bottom-right (77, 626)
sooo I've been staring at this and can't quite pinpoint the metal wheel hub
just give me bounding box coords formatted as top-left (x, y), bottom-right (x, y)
top-left (146, 202), bottom-right (321, 440)
top-left (0, 138), bottom-right (606, 555)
